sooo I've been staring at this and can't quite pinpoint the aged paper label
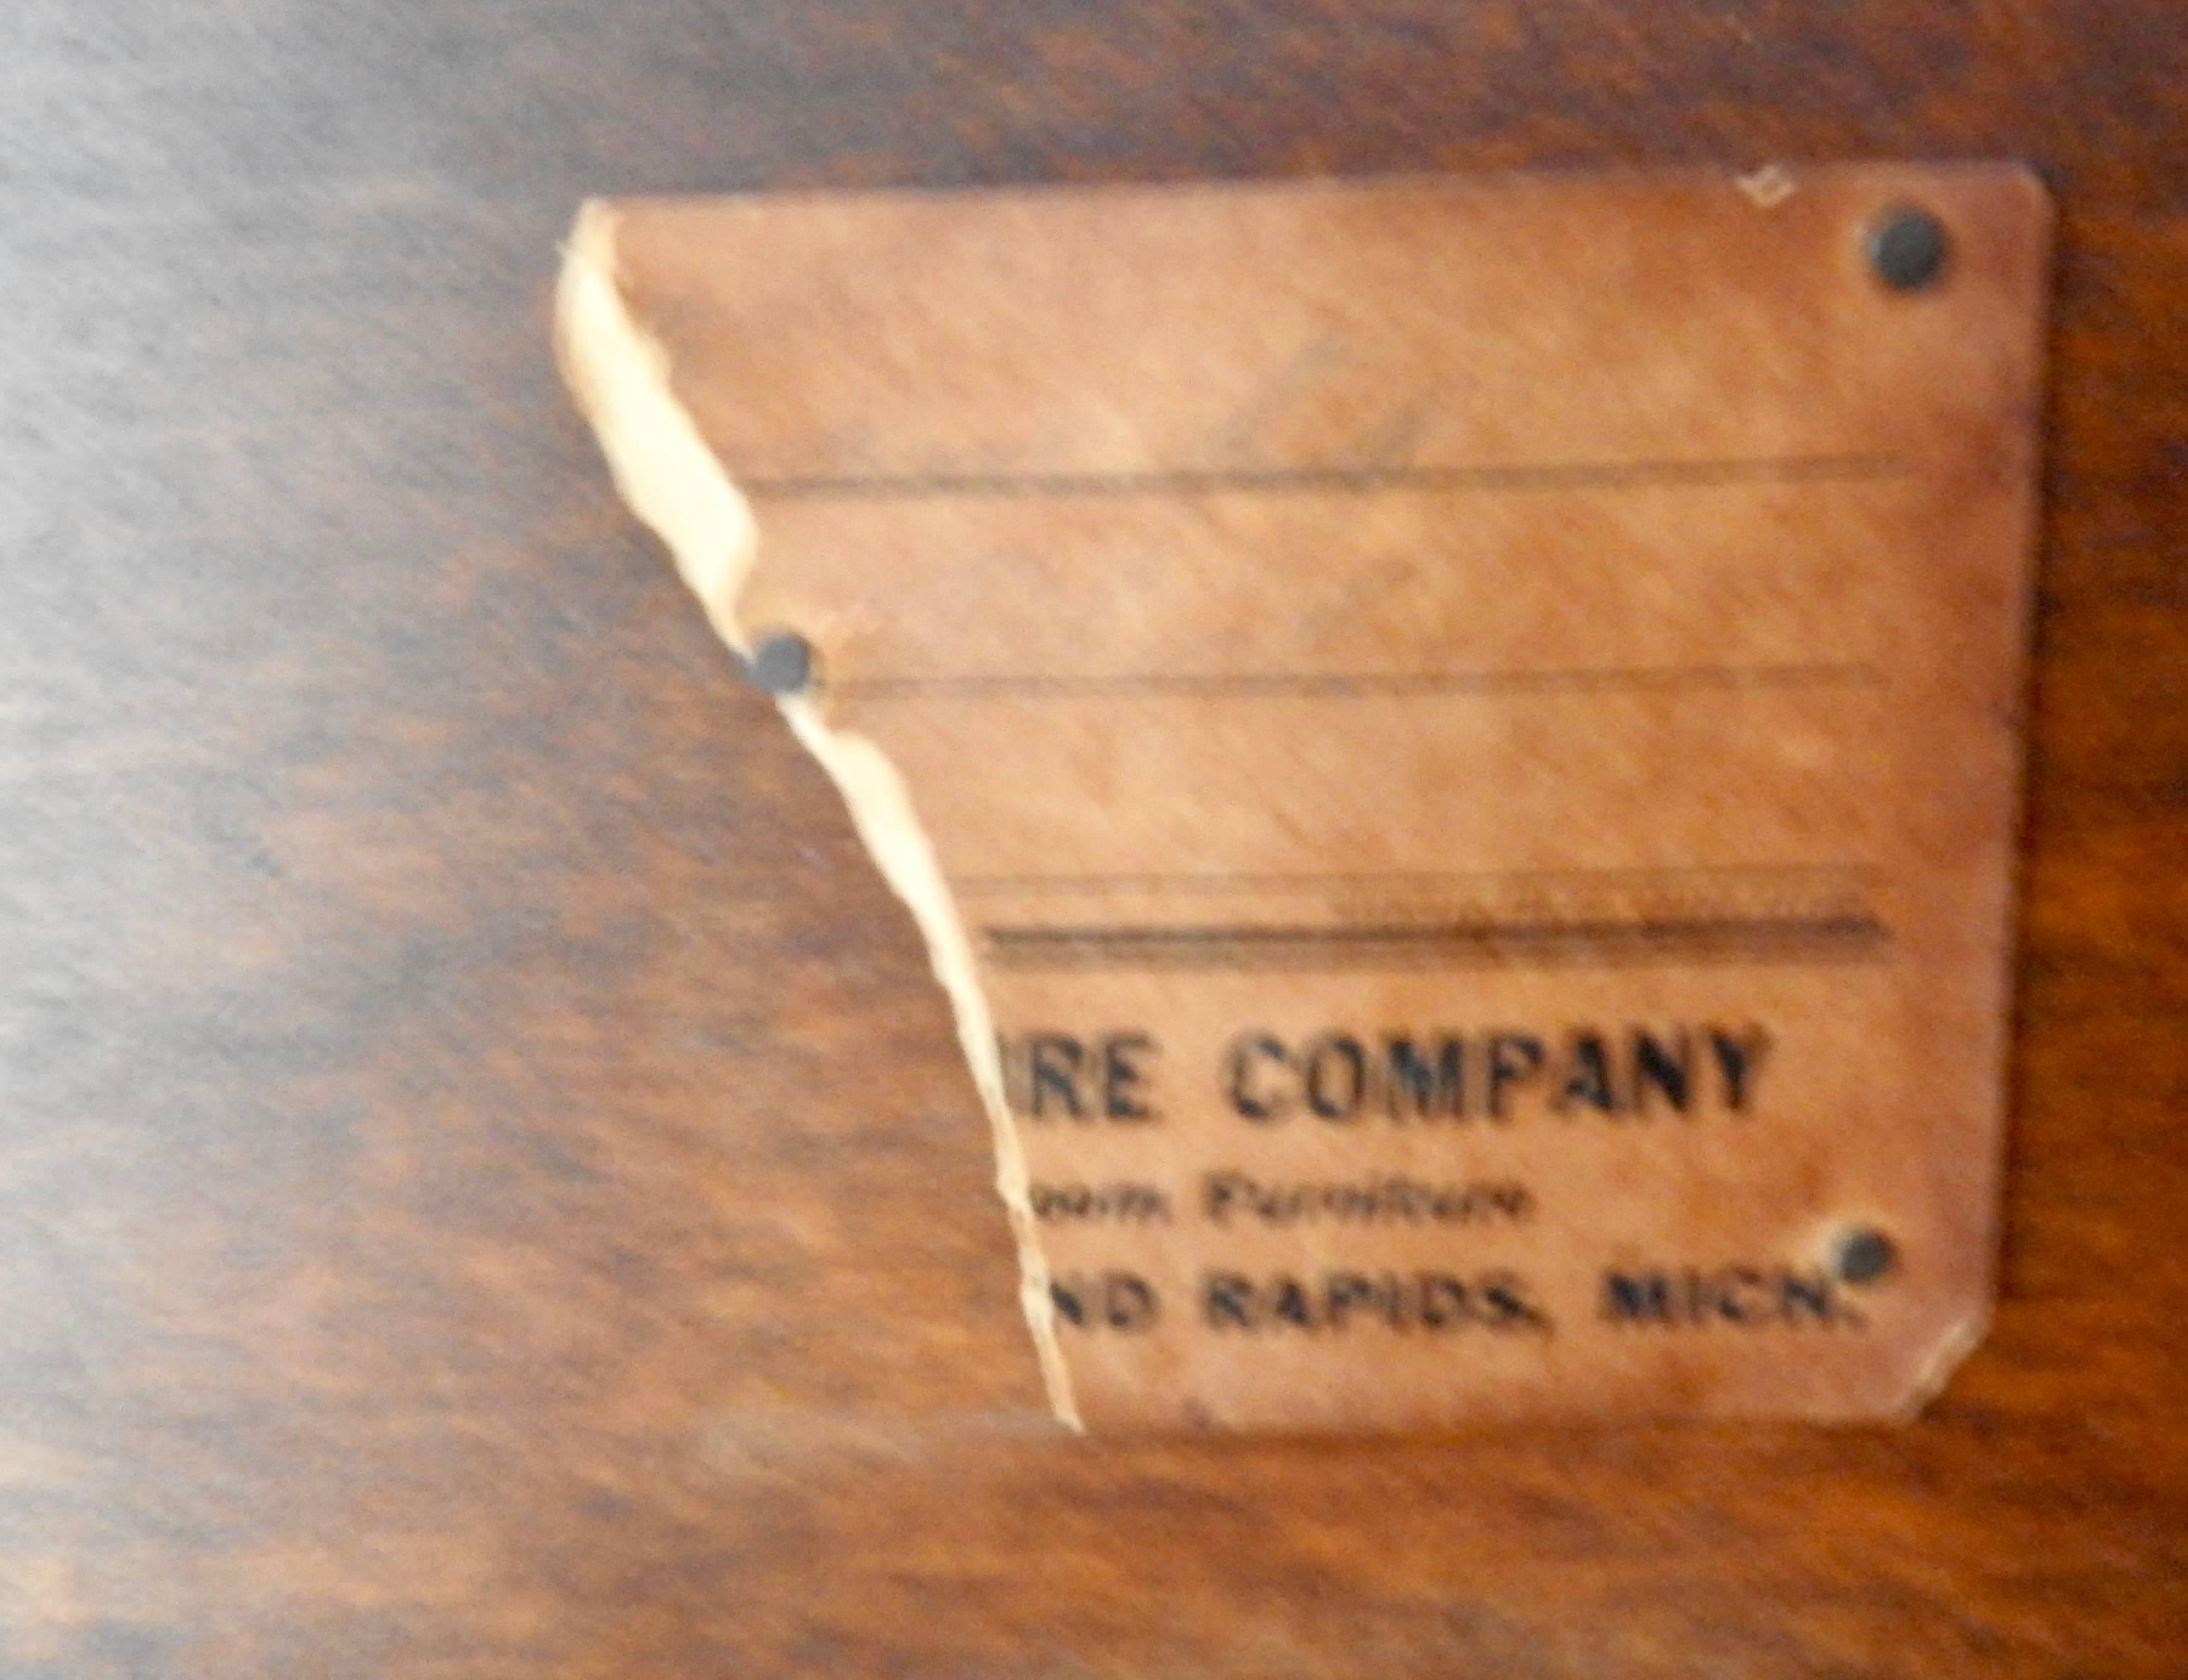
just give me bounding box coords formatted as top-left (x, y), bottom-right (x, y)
top-left (558, 165), bottom-right (2052, 1429)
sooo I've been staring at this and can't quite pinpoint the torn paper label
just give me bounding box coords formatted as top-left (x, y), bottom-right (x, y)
top-left (557, 165), bottom-right (2052, 1431)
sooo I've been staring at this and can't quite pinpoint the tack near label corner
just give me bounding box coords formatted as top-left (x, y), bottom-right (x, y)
top-left (560, 163), bottom-right (2053, 1431)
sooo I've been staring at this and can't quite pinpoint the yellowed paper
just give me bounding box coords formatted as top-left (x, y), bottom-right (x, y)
top-left (560, 165), bottom-right (2052, 1430)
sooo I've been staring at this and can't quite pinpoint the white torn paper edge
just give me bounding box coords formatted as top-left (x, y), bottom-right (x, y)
top-left (1735, 163), bottom-right (1799, 208)
top-left (554, 203), bottom-right (1080, 1428)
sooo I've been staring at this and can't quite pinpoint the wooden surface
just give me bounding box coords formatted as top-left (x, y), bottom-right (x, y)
top-left (2, 3), bottom-right (2184, 1673)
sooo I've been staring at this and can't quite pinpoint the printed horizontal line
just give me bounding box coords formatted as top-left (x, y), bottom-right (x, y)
top-left (985, 915), bottom-right (1888, 949)
top-left (832, 662), bottom-right (1882, 702)
top-left (980, 914), bottom-right (1890, 971)
top-left (738, 453), bottom-right (1910, 502)
top-left (951, 863), bottom-right (1882, 895)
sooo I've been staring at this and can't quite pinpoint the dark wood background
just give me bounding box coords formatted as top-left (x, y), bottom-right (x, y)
top-left (4, 3), bottom-right (2184, 1673)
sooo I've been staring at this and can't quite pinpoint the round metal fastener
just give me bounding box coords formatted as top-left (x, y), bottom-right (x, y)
top-left (1835, 1226), bottom-right (1898, 1286)
top-left (744, 631), bottom-right (816, 696)
top-left (1867, 205), bottom-right (1949, 292)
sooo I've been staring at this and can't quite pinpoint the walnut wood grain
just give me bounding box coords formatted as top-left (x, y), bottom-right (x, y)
top-left (0, 1), bottom-right (2184, 1673)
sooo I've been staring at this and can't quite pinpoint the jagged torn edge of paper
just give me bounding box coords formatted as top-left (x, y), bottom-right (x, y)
top-left (553, 201), bottom-right (1080, 1430)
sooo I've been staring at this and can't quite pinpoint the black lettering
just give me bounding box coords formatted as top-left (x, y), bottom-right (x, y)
top-left (1708, 1024), bottom-right (1772, 1112)
top-left (1779, 1270), bottom-right (1840, 1323)
top-left (1028, 1034), bottom-right (1086, 1119)
top-left (1602, 1270), bottom-right (1673, 1323)
top-left (1370, 1273), bottom-right (1404, 1327)
top-left (1602, 1265), bottom-right (1866, 1330)
top-left (1029, 1181), bottom-right (1171, 1224)
top-left (1204, 1272), bottom-right (1255, 1328)
top-left (1304, 1035), bottom-right (1366, 1120)
top-left (1325, 1272), bottom-right (1376, 1330)
top-left (1272, 1277), bottom-right (1315, 1328)
top-left (1482, 1270), bottom-right (1550, 1332)
top-left (1631, 1029), bottom-right (1691, 1113)
top-left (1102, 1032), bottom-right (1157, 1120)
top-left (1554, 1031), bottom-right (1619, 1114)
top-left (1489, 1183), bottom-right (1534, 1221)
top-left (1105, 1273), bottom-right (1159, 1331)
top-left (1715, 1265), bottom-right (1767, 1323)
top-left (1050, 1275), bottom-right (1088, 1327)
top-left (1120, 1183), bottom-right (1171, 1222)
top-left (1384, 1036), bottom-right (1465, 1119)
top-left (1224, 1033), bottom-right (1291, 1122)
top-left (1486, 1033), bottom-right (1544, 1118)
top-left (1419, 1273), bottom-right (1469, 1328)
top-left (1050, 1272), bottom-right (1159, 1331)
top-left (1203, 1171), bottom-right (1247, 1226)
